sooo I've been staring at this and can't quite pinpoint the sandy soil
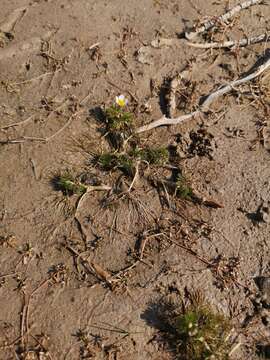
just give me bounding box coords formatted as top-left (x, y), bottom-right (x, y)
top-left (0, 0), bottom-right (270, 359)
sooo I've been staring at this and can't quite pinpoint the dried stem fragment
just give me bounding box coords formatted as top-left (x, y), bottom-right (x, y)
top-left (186, 33), bottom-right (269, 49)
top-left (136, 51), bottom-right (270, 133)
top-left (185, 0), bottom-right (264, 40)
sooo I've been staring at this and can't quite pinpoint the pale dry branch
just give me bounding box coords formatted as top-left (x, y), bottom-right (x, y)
top-left (136, 111), bottom-right (199, 134)
top-left (136, 51), bottom-right (270, 133)
top-left (75, 184), bottom-right (112, 239)
top-left (88, 185), bottom-right (112, 191)
top-left (185, 0), bottom-right (264, 40)
top-left (186, 33), bottom-right (269, 49)
top-left (76, 184), bottom-right (112, 210)
top-left (88, 42), bottom-right (101, 50)
top-left (201, 53), bottom-right (270, 111)
top-left (0, 115), bottom-right (34, 130)
top-left (0, 136), bottom-right (46, 144)
top-left (128, 160), bottom-right (140, 191)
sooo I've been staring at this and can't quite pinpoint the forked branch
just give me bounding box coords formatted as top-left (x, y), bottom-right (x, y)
top-left (135, 50), bottom-right (270, 134)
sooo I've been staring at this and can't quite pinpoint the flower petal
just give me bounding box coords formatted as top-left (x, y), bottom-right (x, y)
top-left (115, 94), bottom-right (128, 107)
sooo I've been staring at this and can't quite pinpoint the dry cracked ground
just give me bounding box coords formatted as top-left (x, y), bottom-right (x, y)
top-left (0, 0), bottom-right (270, 359)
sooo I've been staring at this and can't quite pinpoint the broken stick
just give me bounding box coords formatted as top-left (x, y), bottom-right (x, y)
top-left (186, 33), bottom-right (269, 49)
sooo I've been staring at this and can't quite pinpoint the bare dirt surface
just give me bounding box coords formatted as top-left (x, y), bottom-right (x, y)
top-left (0, 0), bottom-right (270, 359)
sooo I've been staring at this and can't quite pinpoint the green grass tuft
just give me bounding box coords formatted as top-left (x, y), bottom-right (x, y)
top-left (175, 302), bottom-right (231, 360)
top-left (53, 173), bottom-right (87, 196)
top-left (105, 105), bottom-right (133, 132)
top-left (149, 291), bottom-right (233, 360)
top-left (95, 146), bottom-right (169, 177)
top-left (132, 147), bottom-right (169, 165)
top-left (96, 152), bottom-right (134, 176)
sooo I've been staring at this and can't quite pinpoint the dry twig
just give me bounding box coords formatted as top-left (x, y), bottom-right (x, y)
top-left (0, 115), bottom-right (34, 130)
top-left (75, 184), bottom-right (112, 214)
top-left (136, 51), bottom-right (270, 133)
top-left (186, 33), bottom-right (269, 49)
top-left (185, 0), bottom-right (264, 40)
top-left (128, 161), bottom-right (140, 191)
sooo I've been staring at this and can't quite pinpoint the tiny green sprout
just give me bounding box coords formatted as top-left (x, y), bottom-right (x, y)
top-left (53, 173), bottom-right (87, 196)
top-left (175, 175), bottom-right (193, 200)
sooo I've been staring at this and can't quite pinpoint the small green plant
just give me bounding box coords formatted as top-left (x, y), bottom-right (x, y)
top-left (105, 95), bottom-right (133, 132)
top-left (52, 172), bottom-right (87, 196)
top-left (117, 154), bottom-right (134, 176)
top-left (132, 147), bottom-right (169, 165)
top-left (104, 95), bottom-right (134, 150)
top-left (175, 175), bottom-right (193, 200)
top-left (105, 105), bottom-right (133, 132)
top-left (95, 152), bottom-right (134, 176)
top-left (95, 146), bottom-right (169, 177)
top-left (96, 152), bottom-right (117, 170)
top-left (175, 296), bottom-right (232, 360)
top-left (143, 290), bottom-right (235, 360)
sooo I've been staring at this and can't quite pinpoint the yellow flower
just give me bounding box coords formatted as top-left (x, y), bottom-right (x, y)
top-left (115, 94), bottom-right (128, 107)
